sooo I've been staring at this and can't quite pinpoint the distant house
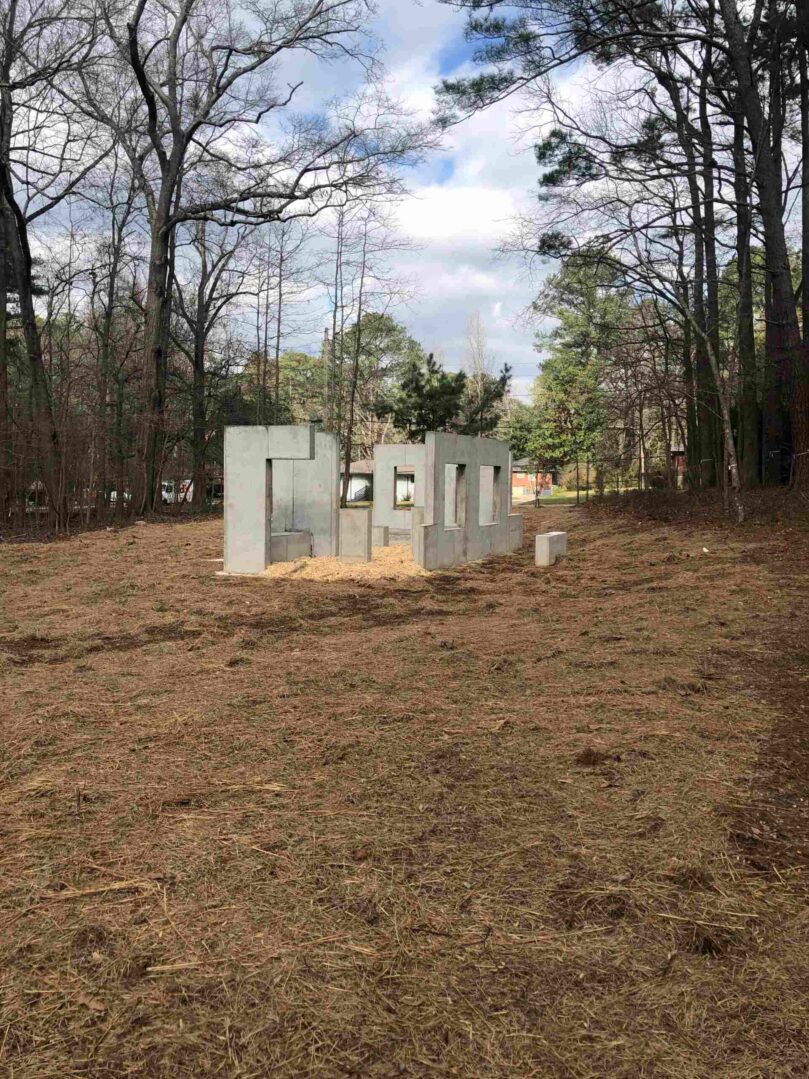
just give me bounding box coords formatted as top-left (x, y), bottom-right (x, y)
top-left (511, 458), bottom-right (557, 504)
top-left (341, 458), bottom-right (417, 505)
top-left (343, 459), bottom-right (374, 503)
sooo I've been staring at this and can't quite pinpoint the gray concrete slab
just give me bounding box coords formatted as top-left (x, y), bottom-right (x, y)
top-left (372, 525), bottom-right (390, 547)
top-left (339, 507), bottom-right (372, 562)
top-left (272, 431), bottom-right (340, 558)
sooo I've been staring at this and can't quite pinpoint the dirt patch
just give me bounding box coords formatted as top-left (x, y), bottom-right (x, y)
top-left (1, 504), bottom-right (809, 1076)
top-left (721, 533), bottom-right (809, 875)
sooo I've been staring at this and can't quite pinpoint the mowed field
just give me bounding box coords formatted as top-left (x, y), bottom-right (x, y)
top-left (2, 505), bottom-right (809, 1077)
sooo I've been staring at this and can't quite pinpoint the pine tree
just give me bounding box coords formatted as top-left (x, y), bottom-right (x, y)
top-left (382, 353), bottom-right (467, 442)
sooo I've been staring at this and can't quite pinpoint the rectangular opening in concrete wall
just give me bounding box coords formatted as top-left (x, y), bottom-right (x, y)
top-left (478, 465), bottom-right (496, 524)
top-left (444, 463), bottom-right (466, 528)
top-left (393, 467), bottom-right (415, 508)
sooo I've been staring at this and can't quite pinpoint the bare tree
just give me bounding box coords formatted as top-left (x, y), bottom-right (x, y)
top-left (172, 219), bottom-right (254, 508)
top-left (0, 0), bottom-right (103, 522)
top-left (248, 218), bottom-right (316, 424)
top-left (74, 0), bottom-right (426, 512)
top-left (324, 204), bottom-right (415, 503)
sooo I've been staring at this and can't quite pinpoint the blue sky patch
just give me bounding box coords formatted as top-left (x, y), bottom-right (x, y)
top-left (436, 36), bottom-right (477, 76)
top-left (434, 157), bottom-right (455, 184)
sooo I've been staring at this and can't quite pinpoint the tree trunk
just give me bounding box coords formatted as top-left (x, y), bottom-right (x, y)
top-left (341, 229), bottom-right (368, 507)
top-left (1, 174), bottom-right (64, 523)
top-left (680, 286), bottom-right (699, 486)
top-left (0, 203), bottom-right (10, 524)
top-left (698, 57), bottom-right (722, 482)
top-left (659, 70), bottom-right (714, 486)
top-left (191, 313), bottom-right (207, 511)
top-left (637, 402), bottom-right (646, 491)
top-left (718, 0), bottom-right (808, 486)
top-left (733, 99), bottom-right (760, 486)
top-left (800, 42), bottom-right (809, 346)
top-left (95, 215), bottom-right (126, 519)
top-left (114, 374), bottom-right (126, 518)
top-left (687, 309), bottom-right (746, 522)
top-left (274, 233), bottom-right (284, 422)
top-left (326, 212), bottom-right (344, 432)
top-left (761, 267), bottom-right (785, 484)
top-left (261, 238), bottom-right (271, 424)
top-left (187, 222), bottom-right (207, 510)
top-left (137, 198), bottom-right (173, 515)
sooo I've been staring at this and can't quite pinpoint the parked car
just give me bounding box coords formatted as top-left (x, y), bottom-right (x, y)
top-left (173, 480), bottom-right (224, 504)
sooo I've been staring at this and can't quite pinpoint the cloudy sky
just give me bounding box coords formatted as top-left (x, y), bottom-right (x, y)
top-left (297, 0), bottom-right (554, 403)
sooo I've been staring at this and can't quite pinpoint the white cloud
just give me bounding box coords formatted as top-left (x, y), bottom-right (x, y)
top-left (351, 1), bottom-right (551, 386)
top-left (227, 0), bottom-right (553, 393)
top-left (395, 184), bottom-right (519, 245)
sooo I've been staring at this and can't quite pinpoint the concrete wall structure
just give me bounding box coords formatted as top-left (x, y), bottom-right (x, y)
top-left (224, 426), bottom-right (522, 576)
top-left (339, 507), bottom-right (372, 562)
top-left (224, 425), bottom-right (339, 574)
top-left (412, 433), bottom-right (523, 571)
top-left (371, 443), bottom-right (426, 532)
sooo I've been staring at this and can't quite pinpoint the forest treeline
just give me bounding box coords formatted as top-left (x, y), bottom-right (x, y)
top-left (3, 0), bottom-right (808, 530)
top-left (441, 0), bottom-right (809, 521)
top-left (0, 0), bottom-right (448, 528)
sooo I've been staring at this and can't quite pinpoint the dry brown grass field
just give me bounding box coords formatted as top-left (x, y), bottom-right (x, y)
top-left (2, 503), bottom-right (808, 1077)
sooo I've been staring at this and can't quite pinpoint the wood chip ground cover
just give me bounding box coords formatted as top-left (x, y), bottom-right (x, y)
top-left (1, 505), bottom-right (808, 1076)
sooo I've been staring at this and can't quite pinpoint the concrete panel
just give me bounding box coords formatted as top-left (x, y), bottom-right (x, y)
top-left (414, 433), bottom-right (523, 571)
top-left (224, 424), bottom-right (336, 574)
top-left (535, 530), bottom-right (567, 567)
top-left (339, 507), bottom-right (372, 562)
top-left (270, 530), bottom-right (312, 563)
top-left (273, 431), bottom-right (340, 558)
top-left (224, 427), bottom-right (269, 574)
top-left (372, 525), bottom-right (390, 547)
top-left (372, 443), bottom-right (426, 531)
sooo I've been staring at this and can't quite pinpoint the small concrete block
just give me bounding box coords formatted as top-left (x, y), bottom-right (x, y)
top-left (270, 530), bottom-right (311, 563)
top-left (508, 512), bottom-right (524, 548)
top-left (340, 507), bottom-right (372, 562)
top-left (372, 525), bottom-right (390, 547)
top-left (535, 530), bottom-right (567, 567)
